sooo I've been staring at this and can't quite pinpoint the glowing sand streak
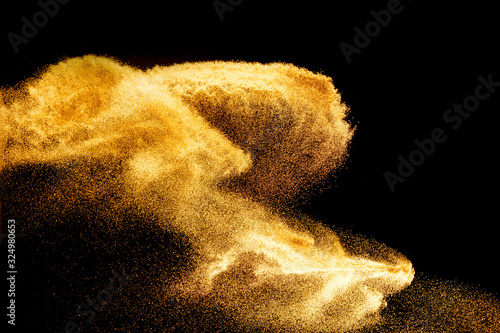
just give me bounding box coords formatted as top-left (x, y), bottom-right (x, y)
top-left (187, 212), bottom-right (414, 332)
top-left (1, 55), bottom-right (416, 332)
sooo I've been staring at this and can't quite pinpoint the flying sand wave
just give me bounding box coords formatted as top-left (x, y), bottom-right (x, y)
top-left (1, 55), bottom-right (498, 332)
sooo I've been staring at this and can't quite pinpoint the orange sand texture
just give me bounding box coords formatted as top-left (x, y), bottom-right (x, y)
top-left (1, 55), bottom-right (499, 332)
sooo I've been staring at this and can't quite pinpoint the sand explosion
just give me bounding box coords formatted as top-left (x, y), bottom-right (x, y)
top-left (2, 55), bottom-right (417, 332)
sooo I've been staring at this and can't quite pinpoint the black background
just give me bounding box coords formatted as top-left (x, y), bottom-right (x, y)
top-left (1, 0), bottom-right (499, 331)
